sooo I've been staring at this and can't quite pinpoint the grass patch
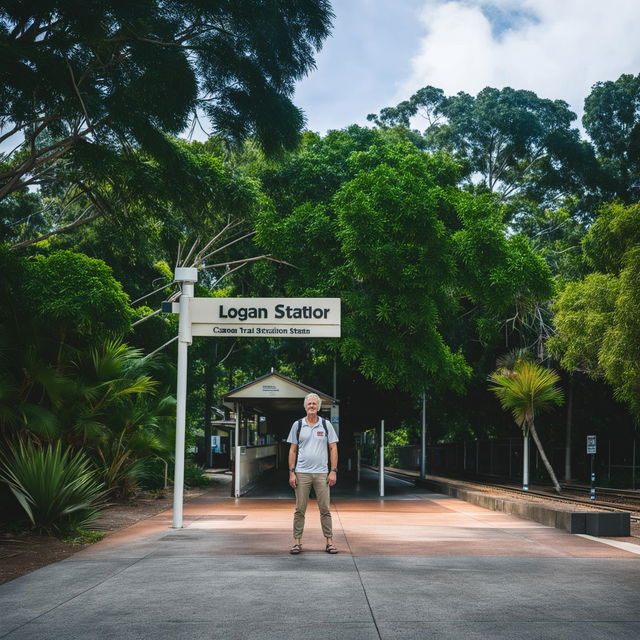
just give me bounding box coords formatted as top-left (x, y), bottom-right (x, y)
top-left (63, 529), bottom-right (106, 545)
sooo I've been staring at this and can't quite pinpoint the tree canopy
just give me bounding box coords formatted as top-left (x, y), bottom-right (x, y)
top-left (0, 0), bottom-right (333, 202)
top-left (550, 202), bottom-right (640, 421)
top-left (368, 85), bottom-right (599, 208)
top-left (254, 128), bottom-right (554, 398)
top-left (583, 73), bottom-right (640, 202)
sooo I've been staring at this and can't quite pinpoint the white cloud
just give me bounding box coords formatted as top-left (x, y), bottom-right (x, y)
top-left (398, 0), bottom-right (640, 123)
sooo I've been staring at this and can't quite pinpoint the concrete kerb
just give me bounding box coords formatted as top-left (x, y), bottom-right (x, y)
top-left (417, 477), bottom-right (631, 536)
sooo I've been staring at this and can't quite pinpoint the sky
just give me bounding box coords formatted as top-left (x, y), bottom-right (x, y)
top-left (293, 0), bottom-right (640, 134)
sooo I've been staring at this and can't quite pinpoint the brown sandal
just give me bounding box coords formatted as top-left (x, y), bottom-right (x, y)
top-left (325, 544), bottom-right (338, 554)
top-left (290, 543), bottom-right (302, 555)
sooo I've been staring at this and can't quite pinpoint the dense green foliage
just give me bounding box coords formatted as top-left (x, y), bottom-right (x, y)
top-left (2, 7), bottom-right (640, 526)
top-left (0, 5), bottom-right (334, 532)
top-left (0, 0), bottom-right (333, 201)
top-left (550, 202), bottom-right (640, 420)
top-left (369, 85), bottom-right (600, 209)
top-left (583, 74), bottom-right (640, 202)
top-left (255, 129), bottom-right (553, 398)
top-left (0, 440), bottom-right (108, 533)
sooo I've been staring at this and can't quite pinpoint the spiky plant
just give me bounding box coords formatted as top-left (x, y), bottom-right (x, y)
top-left (0, 440), bottom-right (108, 534)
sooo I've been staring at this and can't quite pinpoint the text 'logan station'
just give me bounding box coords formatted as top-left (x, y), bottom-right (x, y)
top-left (218, 304), bottom-right (332, 322)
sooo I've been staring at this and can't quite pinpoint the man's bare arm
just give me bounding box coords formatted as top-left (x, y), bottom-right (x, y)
top-left (327, 442), bottom-right (338, 486)
top-left (288, 444), bottom-right (298, 488)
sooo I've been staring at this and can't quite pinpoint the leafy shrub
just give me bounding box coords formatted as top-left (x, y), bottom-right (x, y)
top-left (184, 462), bottom-right (212, 488)
top-left (139, 457), bottom-right (170, 491)
top-left (0, 440), bottom-right (108, 534)
top-left (96, 442), bottom-right (149, 500)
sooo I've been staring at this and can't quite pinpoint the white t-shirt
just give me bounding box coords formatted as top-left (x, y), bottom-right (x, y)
top-left (287, 417), bottom-right (339, 474)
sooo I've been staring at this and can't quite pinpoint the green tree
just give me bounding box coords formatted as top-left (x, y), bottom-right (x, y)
top-left (0, 248), bottom-right (134, 438)
top-left (598, 249), bottom-right (640, 419)
top-left (583, 73), bottom-right (640, 202)
top-left (369, 86), bottom-right (599, 208)
top-left (489, 358), bottom-right (564, 492)
top-left (0, 1), bottom-right (333, 202)
top-left (548, 274), bottom-right (619, 378)
top-left (24, 250), bottom-right (132, 346)
top-left (550, 202), bottom-right (640, 421)
top-left (255, 128), bottom-right (555, 418)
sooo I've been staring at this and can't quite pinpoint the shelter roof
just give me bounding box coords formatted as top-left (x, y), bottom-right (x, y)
top-left (222, 371), bottom-right (337, 412)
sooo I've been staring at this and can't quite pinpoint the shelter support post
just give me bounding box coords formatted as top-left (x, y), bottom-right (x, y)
top-left (234, 402), bottom-right (241, 498)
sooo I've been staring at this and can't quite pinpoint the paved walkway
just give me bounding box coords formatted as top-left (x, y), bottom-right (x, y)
top-left (1, 470), bottom-right (639, 639)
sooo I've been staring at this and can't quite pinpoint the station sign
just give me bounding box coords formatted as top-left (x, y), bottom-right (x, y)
top-left (189, 297), bottom-right (341, 338)
top-left (586, 434), bottom-right (597, 454)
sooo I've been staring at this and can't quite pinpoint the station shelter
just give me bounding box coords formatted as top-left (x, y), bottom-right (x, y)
top-left (221, 371), bottom-right (339, 496)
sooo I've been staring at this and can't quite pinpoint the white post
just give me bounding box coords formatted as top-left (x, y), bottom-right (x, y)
top-left (234, 402), bottom-right (241, 498)
top-left (420, 391), bottom-right (426, 480)
top-left (379, 419), bottom-right (385, 497)
top-left (523, 432), bottom-right (530, 491)
top-left (172, 267), bottom-right (197, 529)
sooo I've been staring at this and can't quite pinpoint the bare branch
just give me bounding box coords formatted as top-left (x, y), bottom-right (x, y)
top-left (11, 211), bottom-right (103, 250)
top-left (190, 220), bottom-right (243, 263)
top-left (132, 309), bottom-right (162, 327)
top-left (198, 230), bottom-right (256, 263)
top-left (201, 255), bottom-right (295, 269)
top-left (181, 236), bottom-right (201, 267)
top-left (217, 340), bottom-right (238, 365)
top-left (66, 58), bottom-right (92, 127)
top-left (143, 336), bottom-right (179, 359)
top-left (207, 262), bottom-right (248, 286)
top-left (131, 283), bottom-right (176, 306)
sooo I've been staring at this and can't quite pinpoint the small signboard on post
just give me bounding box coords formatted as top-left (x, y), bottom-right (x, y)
top-left (587, 435), bottom-right (597, 500)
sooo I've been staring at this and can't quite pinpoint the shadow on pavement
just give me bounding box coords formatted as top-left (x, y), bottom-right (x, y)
top-left (244, 467), bottom-right (429, 500)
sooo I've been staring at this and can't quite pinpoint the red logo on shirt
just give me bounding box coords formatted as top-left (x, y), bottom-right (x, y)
top-left (317, 432), bottom-right (325, 436)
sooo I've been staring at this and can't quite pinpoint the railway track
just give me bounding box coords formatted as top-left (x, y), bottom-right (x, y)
top-left (379, 467), bottom-right (640, 522)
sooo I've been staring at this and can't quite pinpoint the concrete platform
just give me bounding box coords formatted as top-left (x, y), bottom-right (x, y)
top-left (417, 476), bottom-right (632, 536)
top-left (1, 470), bottom-right (639, 639)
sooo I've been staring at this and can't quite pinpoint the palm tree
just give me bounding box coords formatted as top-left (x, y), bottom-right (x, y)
top-left (489, 358), bottom-right (564, 493)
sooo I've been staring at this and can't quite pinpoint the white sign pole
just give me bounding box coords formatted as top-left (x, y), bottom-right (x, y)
top-left (172, 268), bottom-right (197, 529)
top-left (379, 419), bottom-right (385, 497)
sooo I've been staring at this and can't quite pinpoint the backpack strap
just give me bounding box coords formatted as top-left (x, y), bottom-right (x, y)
top-left (294, 419), bottom-right (303, 469)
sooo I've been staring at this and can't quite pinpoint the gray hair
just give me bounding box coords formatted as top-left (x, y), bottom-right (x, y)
top-left (304, 393), bottom-right (321, 410)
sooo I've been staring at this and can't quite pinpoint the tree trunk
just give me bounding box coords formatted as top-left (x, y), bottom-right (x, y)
top-left (529, 420), bottom-right (561, 493)
top-left (564, 374), bottom-right (574, 482)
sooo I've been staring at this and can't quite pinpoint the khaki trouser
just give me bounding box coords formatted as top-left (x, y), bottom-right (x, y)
top-left (293, 473), bottom-right (332, 539)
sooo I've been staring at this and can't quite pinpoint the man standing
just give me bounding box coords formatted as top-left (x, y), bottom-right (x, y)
top-left (287, 393), bottom-right (339, 554)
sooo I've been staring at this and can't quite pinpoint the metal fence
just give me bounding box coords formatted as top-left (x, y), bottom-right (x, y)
top-left (362, 438), bottom-right (640, 489)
